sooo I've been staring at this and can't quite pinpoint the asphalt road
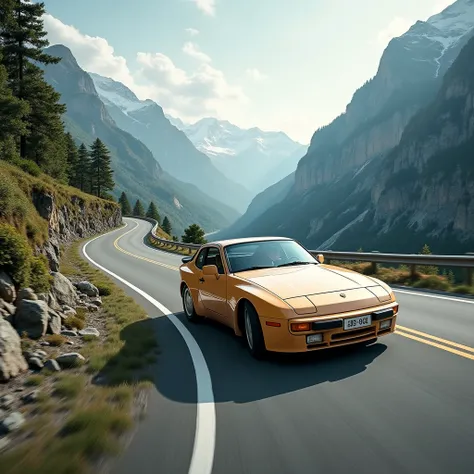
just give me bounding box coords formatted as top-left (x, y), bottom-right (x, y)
top-left (83, 218), bottom-right (474, 474)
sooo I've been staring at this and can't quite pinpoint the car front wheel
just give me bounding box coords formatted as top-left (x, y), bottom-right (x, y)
top-left (182, 285), bottom-right (200, 322)
top-left (243, 302), bottom-right (266, 359)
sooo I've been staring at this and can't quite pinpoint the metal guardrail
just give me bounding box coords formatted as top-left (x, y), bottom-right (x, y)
top-left (125, 216), bottom-right (474, 285)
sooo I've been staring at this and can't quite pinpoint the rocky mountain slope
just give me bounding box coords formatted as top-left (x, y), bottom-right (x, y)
top-left (169, 116), bottom-right (307, 194)
top-left (42, 45), bottom-right (239, 236)
top-left (89, 73), bottom-right (252, 214)
top-left (226, 0), bottom-right (474, 252)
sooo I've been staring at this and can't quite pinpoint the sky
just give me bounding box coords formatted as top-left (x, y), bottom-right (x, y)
top-left (41, 0), bottom-right (455, 143)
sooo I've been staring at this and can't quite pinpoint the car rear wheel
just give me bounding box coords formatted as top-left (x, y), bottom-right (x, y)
top-left (182, 285), bottom-right (200, 323)
top-left (243, 302), bottom-right (266, 359)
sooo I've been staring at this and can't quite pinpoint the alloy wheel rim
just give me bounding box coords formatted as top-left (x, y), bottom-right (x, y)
top-left (184, 288), bottom-right (194, 316)
top-left (244, 308), bottom-right (253, 349)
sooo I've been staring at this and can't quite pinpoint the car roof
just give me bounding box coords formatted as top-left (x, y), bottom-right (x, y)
top-left (207, 236), bottom-right (293, 248)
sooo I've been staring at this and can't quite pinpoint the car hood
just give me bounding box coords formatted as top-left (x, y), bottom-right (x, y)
top-left (237, 264), bottom-right (392, 315)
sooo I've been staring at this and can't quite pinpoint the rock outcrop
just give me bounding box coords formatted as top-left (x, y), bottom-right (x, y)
top-left (0, 318), bottom-right (28, 382)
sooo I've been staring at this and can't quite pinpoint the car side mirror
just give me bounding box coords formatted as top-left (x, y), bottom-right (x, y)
top-left (202, 265), bottom-right (219, 278)
top-left (316, 254), bottom-right (324, 264)
top-left (182, 256), bottom-right (192, 264)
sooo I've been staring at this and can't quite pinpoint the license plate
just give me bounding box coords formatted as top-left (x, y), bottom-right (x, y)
top-left (343, 315), bottom-right (372, 331)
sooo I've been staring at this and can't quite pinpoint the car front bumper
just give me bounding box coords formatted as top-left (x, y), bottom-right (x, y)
top-left (260, 302), bottom-right (398, 353)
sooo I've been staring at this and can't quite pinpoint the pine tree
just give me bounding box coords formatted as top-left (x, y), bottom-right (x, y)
top-left (0, 46), bottom-right (28, 159)
top-left (161, 216), bottom-right (172, 235)
top-left (118, 192), bottom-right (132, 215)
top-left (64, 132), bottom-right (79, 186)
top-left (182, 224), bottom-right (207, 244)
top-left (0, 0), bottom-right (66, 169)
top-left (133, 199), bottom-right (145, 217)
top-left (90, 138), bottom-right (114, 198)
top-left (76, 143), bottom-right (91, 193)
top-left (146, 201), bottom-right (160, 223)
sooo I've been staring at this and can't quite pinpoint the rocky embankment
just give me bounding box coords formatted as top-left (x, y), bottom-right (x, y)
top-left (35, 190), bottom-right (121, 272)
top-left (0, 269), bottom-right (103, 441)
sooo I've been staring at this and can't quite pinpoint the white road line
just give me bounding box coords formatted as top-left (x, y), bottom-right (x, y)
top-left (82, 227), bottom-right (216, 474)
top-left (394, 288), bottom-right (474, 305)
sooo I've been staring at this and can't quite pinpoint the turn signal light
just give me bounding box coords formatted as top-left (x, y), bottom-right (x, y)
top-left (393, 304), bottom-right (399, 315)
top-left (291, 322), bottom-right (311, 332)
top-left (266, 321), bottom-right (281, 327)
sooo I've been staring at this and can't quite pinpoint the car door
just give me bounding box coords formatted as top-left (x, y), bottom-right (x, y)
top-left (198, 246), bottom-right (228, 323)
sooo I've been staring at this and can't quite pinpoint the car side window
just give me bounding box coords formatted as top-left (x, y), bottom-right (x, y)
top-left (195, 249), bottom-right (207, 270)
top-left (204, 247), bottom-right (225, 274)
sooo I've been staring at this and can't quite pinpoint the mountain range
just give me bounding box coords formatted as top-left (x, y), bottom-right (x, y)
top-left (214, 0), bottom-right (474, 253)
top-left (89, 73), bottom-right (252, 214)
top-left (167, 116), bottom-right (307, 194)
top-left (42, 44), bottom-right (240, 236)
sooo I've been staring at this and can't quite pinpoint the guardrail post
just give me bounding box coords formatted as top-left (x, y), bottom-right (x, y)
top-left (371, 261), bottom-right (377, 274)
top-left (410, 264), bottom-right (417, 280)
top-left (466, 253), bottom-right (474, 286)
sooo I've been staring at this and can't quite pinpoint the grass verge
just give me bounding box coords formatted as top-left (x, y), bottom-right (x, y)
top-left (0, 237), bottom-right (158, 473)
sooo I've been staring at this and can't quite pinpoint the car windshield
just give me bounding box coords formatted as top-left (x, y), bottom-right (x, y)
top-left (224, 240), bottom-right (317, 273)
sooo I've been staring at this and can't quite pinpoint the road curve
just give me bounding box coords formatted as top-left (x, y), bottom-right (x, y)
top-left (83, 218), bottom-right (474, 474)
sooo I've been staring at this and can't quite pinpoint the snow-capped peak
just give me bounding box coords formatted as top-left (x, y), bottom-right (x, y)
top-left (89, 72), bottom-right (154, 115)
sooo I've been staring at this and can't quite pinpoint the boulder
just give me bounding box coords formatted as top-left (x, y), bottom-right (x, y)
top-left (1, 412), bottom-right (25, 433)
top-left (17, 288), bottom-right (37, 302)
top-left (37, 292), bottom-right (61, 312)
top-left (90, 297), bottom-right (102, 307)
top-left (0, 300), bottom-right (15, 316)
top-left (61, 329), bottom-right (78, 337)
top-left (56, 352), bottom-right (85, 368)
top-left (28, 357), bottom-right (44, 370)
top-left (76, 281), bottom-right (99, 297)
top-left (0, 394), bottom-right (15, 409)
top-left (50, 272), bottom-right (77, 307)
top-left (44, 359), bottom-right (60, 372)
top-left (47, 309), bottom-right (62, 335)
top-left (79, 327), bottom-right (100, 338)
top-left (62, 305), bottom-right (76, 316)
top-left (0, 272), bottom-right (15, 304)
top-left (0, 319), bottom-right (28, 382)
top-left (14, 299), bottom-right (49, 339)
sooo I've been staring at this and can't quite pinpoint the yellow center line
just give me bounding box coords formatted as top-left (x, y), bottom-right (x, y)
top-left (396, 325), bottom-right (474, 354)
top-left (395, 330), bottom-right (474, 361)
top-left (113, 223), bottom-right (180, 272)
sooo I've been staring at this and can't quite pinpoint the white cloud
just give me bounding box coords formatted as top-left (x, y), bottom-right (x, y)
top-left (192, 0), bottom-right (216, 16)
top-left (43, 14), bottom-right (136, 88)
top-left (185, 27), bottom-right (200, 36)
top-left (183, 42), bottom-right (211, 63)
top-left (43, 13), bottom-right (247, 123)
top-left (376, 17), bottom-right (414, 46)
top-left (246, 68), bottom-right (267, 82)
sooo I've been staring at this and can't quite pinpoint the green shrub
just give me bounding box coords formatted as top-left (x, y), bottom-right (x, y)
top-left (96, 283), bottom-right (112, 296)
top-left (64, 316), bottom-right (85, 330)
top-left (413, 275), bottom-right (450, 291)
top-left (11, 157), bottom-right (42, 177)
top-left (0, 223), bottom-right (32, 287)
top-left (452, 285), bottom-right (474, 295)
top-left (30, 254), bottom-right (51, 293)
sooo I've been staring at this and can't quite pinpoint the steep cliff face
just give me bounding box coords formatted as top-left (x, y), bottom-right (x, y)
top-left (227, 1), bottom-right (474, 252)
top-left (371, 36), bottom-right (474, 243)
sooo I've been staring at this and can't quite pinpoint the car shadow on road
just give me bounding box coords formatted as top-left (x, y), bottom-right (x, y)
top-left (97, 311), bottom-right (388, 404)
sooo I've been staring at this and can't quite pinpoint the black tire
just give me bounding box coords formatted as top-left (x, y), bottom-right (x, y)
top-left (182, 285), bottom-right (201, 323)
top-left (243, 301), bottom-right (266, 359)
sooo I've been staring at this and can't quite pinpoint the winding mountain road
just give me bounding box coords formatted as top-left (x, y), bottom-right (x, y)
top-left (83, 218), bottom-right (474, 474)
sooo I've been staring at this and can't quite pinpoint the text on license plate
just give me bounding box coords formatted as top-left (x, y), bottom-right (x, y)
top-left (343, 315), bottom-right (372, 330)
